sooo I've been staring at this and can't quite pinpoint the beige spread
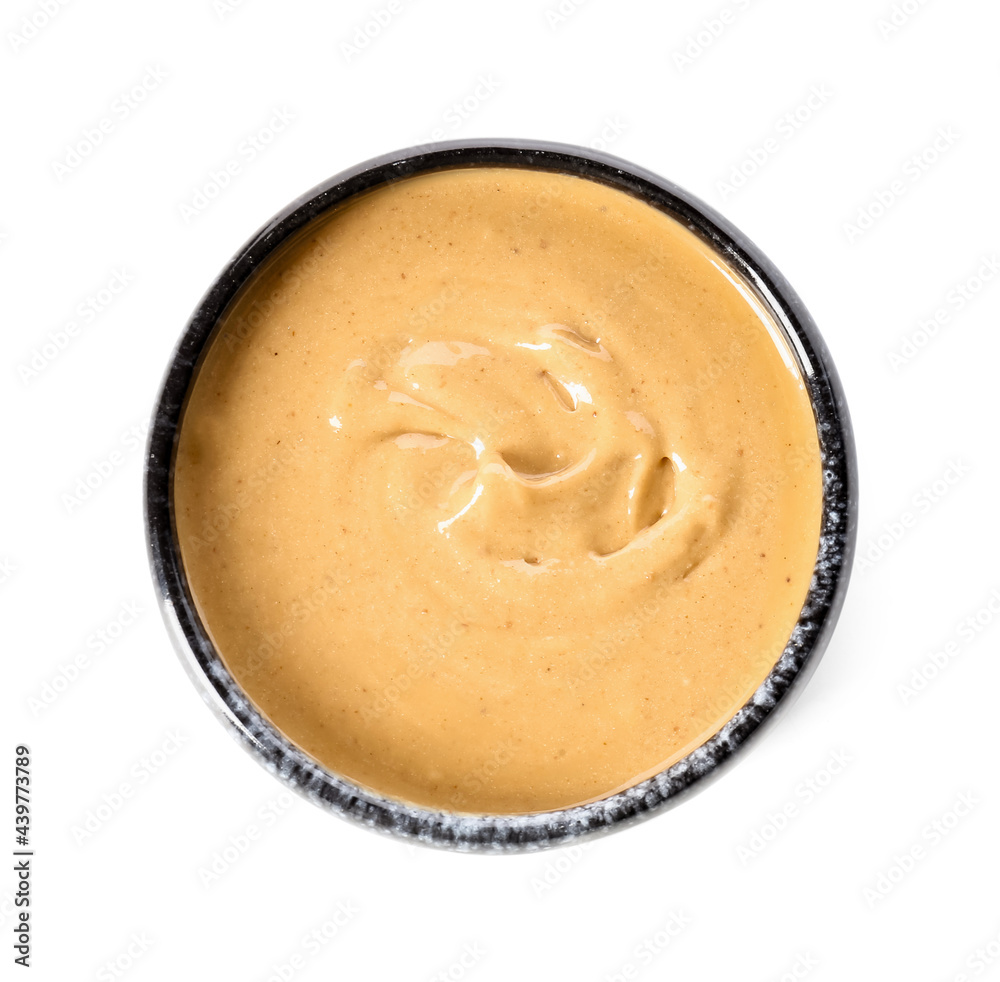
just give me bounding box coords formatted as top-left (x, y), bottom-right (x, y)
top-left (174, 166), bottom-right (822, 814)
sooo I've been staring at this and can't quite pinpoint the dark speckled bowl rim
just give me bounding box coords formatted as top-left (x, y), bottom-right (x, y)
top-left (144, 138), bottom-right (858, 853)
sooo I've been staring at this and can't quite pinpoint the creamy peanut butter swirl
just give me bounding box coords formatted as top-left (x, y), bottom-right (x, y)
top-left (175, 167), bottom-right (821, 813)
top-left (334, 321), bottom-right (722, 568)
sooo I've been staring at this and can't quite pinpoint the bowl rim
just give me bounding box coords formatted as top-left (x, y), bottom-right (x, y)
top-left (144, 137), bottom-right (858, 853)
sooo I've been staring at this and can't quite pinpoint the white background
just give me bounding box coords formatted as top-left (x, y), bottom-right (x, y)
top-left (3, 0), bottom-right (999, 978)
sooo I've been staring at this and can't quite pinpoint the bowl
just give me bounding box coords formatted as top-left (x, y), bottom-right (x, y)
top-left (144, 139), bottom-right (857, 852)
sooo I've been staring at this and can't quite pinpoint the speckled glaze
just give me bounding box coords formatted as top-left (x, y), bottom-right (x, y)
top-left (144, 140), bottom-right (858, 852)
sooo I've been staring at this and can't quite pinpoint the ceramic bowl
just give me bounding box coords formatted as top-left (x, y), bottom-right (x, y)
top-left (144, 139), bottom-right (858, 852)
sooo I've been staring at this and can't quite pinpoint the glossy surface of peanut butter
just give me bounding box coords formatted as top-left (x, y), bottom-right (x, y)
top-left (174, 167), bottom-right (822, 813)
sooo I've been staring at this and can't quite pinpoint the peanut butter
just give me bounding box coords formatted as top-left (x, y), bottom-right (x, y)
top-left (173, 166), bottom-right (822, 813)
